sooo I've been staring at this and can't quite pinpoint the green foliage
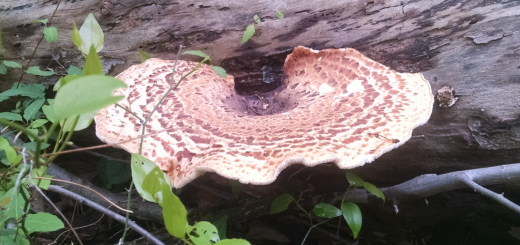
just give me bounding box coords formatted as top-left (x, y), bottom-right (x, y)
top-left (211, 65), bottom-right (227, 78)
top-left (346, 172), bottom-right (364, 187)
top-left (3, 61), bottom-right (22, 69)
top-left (213, 215), bottom-right (228, 240)
top-left (341, 202), bottom-right (362, 239)
top-left (139, 49), bottom-right (152, 63)
top-left (78, 13), bottom-right (104, 54)
top-left (276, 9), bottom-right (284, 20)
top-left (82, 45), bottom-right (104, 76)
top-left (97, 153), bottom-right (131, 188)
top-left (0, 113), bottom-right (23, 122)
top-left (214, 239), bottom-right (251, 245)
top-left (0, 83), bottom-right (44, 99)
top-left (43, 27), bottom-right (58, 43)
top-left (160, 180), bottom-right (188, 238)
top-left (23, 98), bottom-right (45, 121)
top-left (52, 75), bottom-right (126, 121)
top-left (183, 50), bottom-right (210, 59)
top-left (0, 64), bottom-right (6, 74)
top-left (130, 154), bottom-right (171, 202)
top-left (67, 65), bottom-right (82, 76)
top-left (269, 193), bottom-right (293, 214)
top-left (229, 179), bottom-right (242, 198)
top-left (312, 203), bottom-right (342, 218)
top-left (253, 14), bottom-right (261, 23)
top-left (54, 74), bottom-right (80, 91)
top-left (25, 66), bottom-right (54, 76)
top-left (187, 221), bottom-right (220, 245)
top-left (241, 24), bottom-right (255, 44)
top-left (71, 21), bottom-right (83, 52)
top-left (32, 19), bottom-right (49, 25)
top-left (0, 138), bottom-right (21, 164)
top-left (25, 213), bottom-right (64, 234)
top-left (362, 182), bottom-right (385, 203)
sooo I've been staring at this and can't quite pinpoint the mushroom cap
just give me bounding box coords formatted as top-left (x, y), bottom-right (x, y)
top-left (95, 46), bottom-right (434, 188)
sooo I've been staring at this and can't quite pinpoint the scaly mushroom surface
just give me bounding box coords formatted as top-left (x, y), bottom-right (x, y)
top-left (95, 46), bottom-right (434, 188)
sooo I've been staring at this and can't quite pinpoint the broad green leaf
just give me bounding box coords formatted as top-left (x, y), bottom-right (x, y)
top-left (183, 50), bottom-right (210, 59)
top-left (276, 9), bottom-right (283, 20)
top-left (23, 98), bottom-right (45, 121)
top-left (43, 27), bottom-right (58, 43)
top-left (229, 179), bottom-right (242, 198)
top-left (1, 197), bottom-right (10, 207)
top-left (26, 128), bottom-right (38, 142)
top-left (22, 142), bottom-right (50, 152)
top-left (29, 119), bottom-right (48, 129)
top-left (32, 19), bottom-right (48, 25)
top-left (187, 221), bottom-right (220, 245)
top-left (60, 110), bottom-right (97, 132)
top-left (215, 239), bottom-right (252, 245)
top-left (341, 202), bottom-right (362, 239)
top-left (253, 14), bottom-right (261, 23)
top-left (79, 13), bottom-right (104, 54)
top-left (0, 138), bottom-right (21, 164)
top-left (0, 113), bottom-right (22, 122)
top-left (3, 61), bottom-right (22, 69)
top-left (211, 65), bottom-right (227, 78)
top-left (0, 64), bottom-right (6, 74)
top-left (3, 187), bottom-right (27, 220)
top-left (82, 45), bottom-right (103, 76)
top-left (346, 172), bottom-right (364, 187)
top-left (54, 74), bottom-right (80, 91)
top-left (241, 24), bottom-right (255, 44)
top-left (213, 215), bottom-right (228, 240)
top-left (269, 193), bottom-right (293, 214)
top-left (312, 203), bottom-right (342, 218)
top-left (0, 228), bottom-right (16, 237)
top-left (97, 153), bottom-right (131, 188)
top-left (52, 75), bottom-right (126, 121)
top-left (0, 84), bottom-right (44, 99)
top-left (67, 65), bottom-right (82, 76)
top-left (139, 49), bottom-right (152, 63)
top-left (362, 182), bottom-right (385, 204)
top-left (71, 21), bottom-right (83, 52)
top-left (31, 166), bottom-right (52, 190)
top-left (142, 167), bottom-right (164, 203)
top-left (25, 213), bottom-right (64, 234)
top-left (26, 66), bottom-right (54, 76)
top-left (0, 96), bottom-right (8, 103)
top-left (42, 105), bottom-right (55, 123)
top-left (131, 154), bottom-right (171, 202)
top-left (161, 182), bottom-right (188, 238)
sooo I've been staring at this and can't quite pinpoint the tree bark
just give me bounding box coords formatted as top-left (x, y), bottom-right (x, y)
top-left (1, 0), bottom-right (520, 183)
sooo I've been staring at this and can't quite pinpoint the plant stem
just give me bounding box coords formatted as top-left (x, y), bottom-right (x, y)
top-left (301, 219), bottom-right (332, 245)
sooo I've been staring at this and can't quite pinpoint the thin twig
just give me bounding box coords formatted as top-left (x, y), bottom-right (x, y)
top-left (115, 103), bottom-right (144, 123)
top-left (17, 0), bottom-right (63, 87)
top-left (47, 185), bottom-right (165, 245)
top-left (33, 177), bottom-right (132, 213)
top-left (30, 184), bottom-right (84, 245)
top-left (459, 174), bottom-right (520, 215)
top-left (70, 143), bottom-right (130, 164)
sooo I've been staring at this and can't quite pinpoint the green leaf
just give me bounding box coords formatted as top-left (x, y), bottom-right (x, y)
top-left (213, 215), bottom-right (228, 240)
top-left (30, 119), bottom-right (48, 129)
top-left (3, 187), bottom-right (27, 220)
top-left (71, 21), bottom-right (83, 52)
top-left (131, 154), bottom-right (171, 203)
top-left (214, 239), bottom-right (252, 245)
top-left (60, 110), bottom-right (97, 132)
top-left (161, 182), bottom-right (188, 238)
top-left (43, 27), bottom-right (58, 43)
top-left (25, 213), bottom-right (64, 234)
top-left (241, 24), bottom-right (255, 44)
top-left (22, 142), bottom-right (50, 151)
top-left (362, 182), bottom-right (385, 204)
top-left (31, 166), bottom-right (52, 190)
top-left (276, 9), bottom-right (283, 20)
top-left (229, 179), bottom-right (242, 198)
top-left (0, 138), bottom-right (21, 164)
top-left (25, 66), bottom-right (54, 76)
top-left (0, 113), bottom-right (23, 122)
top-left (82, 45), bottom-right (103, 76)
top-left (312, 203), bottom-right (342, 218)
top-left (54, 74), bottom-right (80, 91)
top-left (23, 98), bottom-right (45, 121)
top-left (97, 153), bottom-right (131, 188)
top-left (253, 14), bottom-right (261, 23)
top-left (269, 193), bottom-right (293, 214)
top-left (139, 49), bottom-right (152, 63)
top-left (341, 202), bottom-right (362, 239)
top-left (0, 84), bottom-right (44, 99)
top-left (32, 19), bottom-right (48, 25)
top-left (142, 167), bottom-right (164, 203)
top-left (26, 128), bottom-right (38, 142)
top-left (52, 75), bottom-right (127, 121)
top-left (0, 64), bottom-right (6, 74)
top-left (42, 104), bottom-right (55, 123)
top-left (3, 61), bottom-right (22, 69)
top-left (187, 221), bottom-right (220, 245)
top-left (183, 50), bottom-right (210, 59)
top-left (346, 172), bottom-right (364, 187)
top-left (67, 65), bottom-right (82, 76)
top-left (211, 65), bottom-right (227, 78)
top-left (79, 13), bottom-right (104, 54)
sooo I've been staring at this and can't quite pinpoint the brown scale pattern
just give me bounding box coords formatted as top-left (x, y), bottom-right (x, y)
top-left (95, 46), bottom-right (434, 188)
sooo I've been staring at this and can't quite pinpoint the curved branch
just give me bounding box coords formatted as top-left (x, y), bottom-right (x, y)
top-left (46, 185), bottom-right (165, 245)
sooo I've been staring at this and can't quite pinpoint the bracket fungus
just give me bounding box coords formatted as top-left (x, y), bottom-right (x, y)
top-left (95, 46), bottom-right (434, 188)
